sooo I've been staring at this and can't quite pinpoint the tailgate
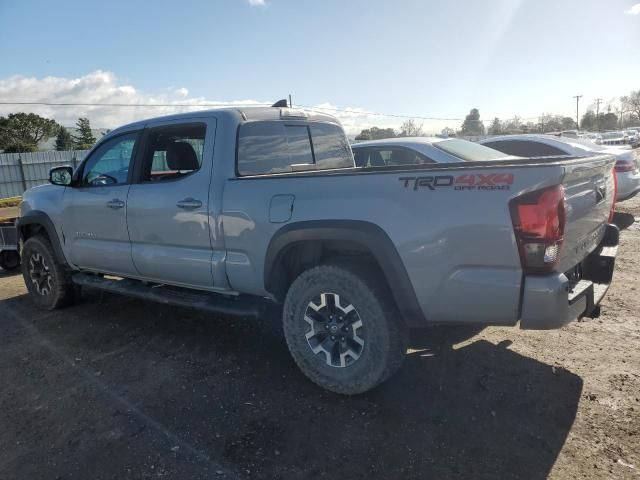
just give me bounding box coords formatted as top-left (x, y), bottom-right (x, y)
top-left (557, 154), bottom-right (616, 273)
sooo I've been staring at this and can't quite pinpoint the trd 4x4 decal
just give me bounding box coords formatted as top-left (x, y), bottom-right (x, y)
top-left (399, 173), bottom-right (514, 191)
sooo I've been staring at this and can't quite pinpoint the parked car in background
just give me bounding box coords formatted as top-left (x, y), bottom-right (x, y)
top-left (480, 134), bottom-right (640, 201)
top-left (624, 129), bottom-right (640, 147)
top-left (559, 130), bottom-right (579, 139)
top-left (351, 137), bottom-right (514, 166)
top-left (581, 132), bottom-right (603, 144)
top-left (600, 131), bottom-right (626, 146)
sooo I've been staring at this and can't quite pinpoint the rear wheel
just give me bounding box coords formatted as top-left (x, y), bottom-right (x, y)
top-left (283, 264), bottom-right (408, 395)
top-left (0, 250), bottom-right (20, 271)
top-left (21, 235), bottom-right (77, 310)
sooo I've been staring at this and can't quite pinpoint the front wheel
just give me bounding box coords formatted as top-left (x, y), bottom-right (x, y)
top-left (21, 235), bottom-right (77, 310)
top-left (283, 264), bottom-right (408, 395)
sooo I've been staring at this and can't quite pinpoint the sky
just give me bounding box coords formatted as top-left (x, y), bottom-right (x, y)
top-left (0, 0), bottom-right (639, 134)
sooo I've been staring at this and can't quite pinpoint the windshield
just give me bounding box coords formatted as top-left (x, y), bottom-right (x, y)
top-left (433, 139), bottom-right (512, 161)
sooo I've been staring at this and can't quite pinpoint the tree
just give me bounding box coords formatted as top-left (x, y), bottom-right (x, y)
top-left (72, 117), bottom-right (96, 149)
top-left (460, 108), bottom-right (485, 136)
top-left (621, 90), bottom-right (640, 121)
top-left (561, 117), bottom-right (576, 130)
top-left (580, 110), bottom-right (597, 131)
top-left (440, 127), bottom-right (456, 137)
top-left (503, 116), bottom-right (523, 134)
top-left (600, 112), bottom-right (618, 131)
top-left (398, 119), bottom-right (424, 137)
top-left (539, 114), bottom-right (562, 133)
top-left (354, 126), bottom-right (396, 141)
top-left (487, 117), bottom-right (503, 135)
top-left (55, 127), bottom-right (74, 151)
top-left (0, 112), bottom-right (59, 152)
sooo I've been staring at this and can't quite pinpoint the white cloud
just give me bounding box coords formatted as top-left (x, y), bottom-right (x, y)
top-left (0, 70), bottom-right (452, 136)
top-left (175, 87), bottom-right (189, 97)
top-left (625, 3), bottom-right (640, 14)
top-left (248, 0), bottom-right (267, 6)
top-left (0, 71), bottom-right (269, 128)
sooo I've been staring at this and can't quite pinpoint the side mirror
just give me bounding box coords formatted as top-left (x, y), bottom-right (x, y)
top-left (49, 166), bottom-right (74, 186)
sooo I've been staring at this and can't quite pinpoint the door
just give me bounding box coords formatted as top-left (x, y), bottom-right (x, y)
top-left (126, 119), bottom-right (216, 288)
top-left (61, 131), bottom-right (140, 275)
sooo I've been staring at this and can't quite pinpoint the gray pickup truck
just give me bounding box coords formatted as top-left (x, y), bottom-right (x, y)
top-left (17, 106), bottom-right (619, 394)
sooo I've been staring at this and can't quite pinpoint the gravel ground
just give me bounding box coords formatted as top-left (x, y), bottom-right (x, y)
top-left (0, 195), bottom-right (638, 479)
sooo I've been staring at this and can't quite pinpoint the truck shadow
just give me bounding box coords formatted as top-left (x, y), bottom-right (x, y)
top-left (0, 293), bottom-right (582, 480)
top-left (613, 211), bottom-right (635, 231)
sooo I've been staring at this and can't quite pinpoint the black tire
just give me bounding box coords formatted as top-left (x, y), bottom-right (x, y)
top-left (283, 264), bottom-right (408, 395)
top-left (21, 235), bottom-right (77, 310)
top-left (0, 250), bottom-right (20, 271)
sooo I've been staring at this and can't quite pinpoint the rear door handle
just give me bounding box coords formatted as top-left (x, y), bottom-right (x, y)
top-left (107, 199), bottom-right (125, 209)
top-left (176, 198), bottom-right (202, 209)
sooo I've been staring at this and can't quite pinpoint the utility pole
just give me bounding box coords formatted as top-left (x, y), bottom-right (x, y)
top-left (573, 95), bottom-right (583, 131)
top-left (288, 94), bottom-right (293, 108)
top-left (595, 98), bottom-right (602, 131)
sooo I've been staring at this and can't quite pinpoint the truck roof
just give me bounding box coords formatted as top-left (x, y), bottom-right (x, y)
top-left (108, 106), bottom-right (341, 136)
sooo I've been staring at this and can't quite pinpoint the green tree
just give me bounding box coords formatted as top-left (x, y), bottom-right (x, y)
top-left (580, 111), bottom-right (597, 131)
top-left (354, 126), bottom-right (396, 140)
top-left (440, 127), bottom-right (456, 137)
top-left (398, 119), bottom-right (424, 137)
top-left (0, 112), bottom-right (59, 152)
top-left (55, 126), bottom-right (74, 151)
top-left (600, 112), bottom-right (618, 131)
top-left (561, 117), bottom-right (576, 130)
top-left (72, 117), bottom-right (96, 149)
top-left (460, 108), bottom-right (485, 135)
top-left (487, 117), bottom-right (503, 135)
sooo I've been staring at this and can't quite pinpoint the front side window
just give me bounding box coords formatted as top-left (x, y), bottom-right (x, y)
top-left (237, 121), bottom-right (353, 176)
top-left (82, 132), bottom-right (138, 186)
top-left (140, 123), bottom-right (206, 182)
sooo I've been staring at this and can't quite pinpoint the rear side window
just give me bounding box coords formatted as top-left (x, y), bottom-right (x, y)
top-left (309, 123), bottom-right (353, 170)
top-left (483, 140), bottom-right (567, 157)
top-left (352, 147), bottom-right (433, 167)
top-left (140, 123), bottom-right (206, 182)
top-left (237, 121), bottom-right (353, 176)
top-left (434, 139), bottom-right (510, 161)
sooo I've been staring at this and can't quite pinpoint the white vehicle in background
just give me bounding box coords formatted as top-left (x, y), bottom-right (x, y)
top-left (600, 131), bottom-right (626, 146)
top-left (480, 134), bottom-right (640, 202)
top-left (584, 133), bottom-right (603, 144)
top-left (623, 129), bottom-right (639, 147)
top-left (350, 137), bottom-right (514, 166)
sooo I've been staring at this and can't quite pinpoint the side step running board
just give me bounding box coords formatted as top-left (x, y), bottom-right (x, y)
top-left (72, 273), bottom-right (266, 318)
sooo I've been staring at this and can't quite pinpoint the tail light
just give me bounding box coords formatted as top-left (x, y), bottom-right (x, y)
top-left (615, 160), bottom-right (635, 172)
top-left (609, 168), bottom-right (617, 223)
top-left (510, 185), bottom-right (566, 274)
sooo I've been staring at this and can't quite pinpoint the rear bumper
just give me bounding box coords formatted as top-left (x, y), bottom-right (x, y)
top-left (519, 224), bottom-right (619, 330)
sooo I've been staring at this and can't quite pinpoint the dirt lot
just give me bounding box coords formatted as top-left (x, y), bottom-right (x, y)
top-left (1, 197), bottom-right (639, 480)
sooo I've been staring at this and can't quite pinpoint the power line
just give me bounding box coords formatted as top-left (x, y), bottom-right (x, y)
top-left (0, 101), bottom-right (273, 108)
top-left (0, 100), bottom-right (558, 123)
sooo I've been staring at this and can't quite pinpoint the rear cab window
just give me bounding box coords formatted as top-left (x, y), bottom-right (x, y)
top-left (237, 121), bottom-right (353, 176)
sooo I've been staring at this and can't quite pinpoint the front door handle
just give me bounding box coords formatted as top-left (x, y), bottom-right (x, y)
top-left (176, 198), bottom-right (202, 209)
top-left (107, 199), bottom-right (125, 209)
